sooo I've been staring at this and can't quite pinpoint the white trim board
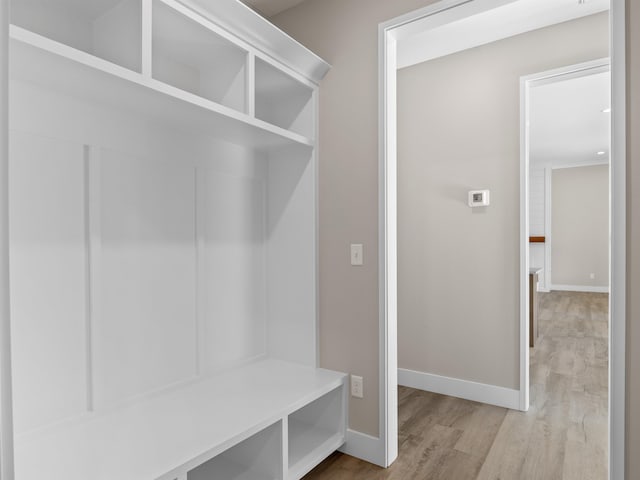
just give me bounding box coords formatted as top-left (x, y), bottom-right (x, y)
top-left (398, 369), bottom-right (520, 410)
top-left (551, 285), bottom-right (610, 294)
top-left (609, 2), bottom-right (627, 476)
top-left (339, 429), bottom-right (386, 468)
top-left (544, 164), bottom-right (552, 292)
top-left (396, 0), bottom-right (609, 69)
top-left (0, 0), bottom-right (14, 478)
top-left (551, 160), bottom-right (610, 170)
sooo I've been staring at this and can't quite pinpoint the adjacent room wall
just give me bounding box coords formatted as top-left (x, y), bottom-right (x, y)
top-left (551, 165), bottom-right (609, 290)
top-left (273, 1), bottom-right (640, 471)
top-left (396, 14), bottom-right (608, 392)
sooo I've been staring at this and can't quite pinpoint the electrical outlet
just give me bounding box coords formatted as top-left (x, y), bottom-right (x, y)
top-left (351, 375), bottom-right (364, 398)
top-left (590, 273), bottom-right (596, 280)
top-left (350, 244), bottom-right (364, 266)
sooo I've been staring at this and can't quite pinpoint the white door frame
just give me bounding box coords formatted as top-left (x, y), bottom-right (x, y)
top-left (0, 0), bottom-right (15, 478)
top-left (378, 1), bottom-right (626, 477)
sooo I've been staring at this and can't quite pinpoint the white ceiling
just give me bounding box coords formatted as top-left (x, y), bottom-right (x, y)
top-left (397, 0), bottom-right (610, 69)
top-left (240, 0), bottom-right (306, 18)
top-left (530, 71), bottom-right (610, 168)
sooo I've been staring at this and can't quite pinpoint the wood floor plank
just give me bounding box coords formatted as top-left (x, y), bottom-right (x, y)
top-left (519, 418), bottom-right (568, 480)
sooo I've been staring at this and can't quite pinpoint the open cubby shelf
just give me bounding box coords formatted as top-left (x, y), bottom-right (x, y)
top-left (153, 0), bottom-right (248, 113)
top-left (255, 58), bottom-right (315, 139)
top-left (288, 387), bottom-right (346, 480)
top-left (11, 0), bottom-right (143, 72)
top-left (186, 418), bottom-right (281, 480)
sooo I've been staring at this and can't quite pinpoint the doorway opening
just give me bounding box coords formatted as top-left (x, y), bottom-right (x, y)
top-left (526, 59), bottom-right (611, 477)
top-left (379, 0), bottom-right (625, 477)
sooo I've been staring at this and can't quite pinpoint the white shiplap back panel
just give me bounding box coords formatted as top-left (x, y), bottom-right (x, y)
top-left (93, 149), bottom-right (198, 409)
top-left (9, 131), bottom-right (88, 433)
top-left (200, 163), bottom-right (267, 372)
top-left (266, 147), bottom-right (316, 366)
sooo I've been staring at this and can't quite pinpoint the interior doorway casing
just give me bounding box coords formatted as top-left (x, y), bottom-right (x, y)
top-left (378, 1), bottom-right (626, 477)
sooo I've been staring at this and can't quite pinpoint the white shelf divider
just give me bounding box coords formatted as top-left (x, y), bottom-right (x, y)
top-left (141, 0), bottom-right (153, 77)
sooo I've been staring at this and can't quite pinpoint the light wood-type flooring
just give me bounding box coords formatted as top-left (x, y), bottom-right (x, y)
top-left (303, 291), bottom-right (609, 480)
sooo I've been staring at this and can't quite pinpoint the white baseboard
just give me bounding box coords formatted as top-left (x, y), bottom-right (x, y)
top-left (551, 284), bottom-right (609, 293)
top-left (339, 429), bottom-right (386, 467)
top-left (398, 368), bottom-right (520, 410)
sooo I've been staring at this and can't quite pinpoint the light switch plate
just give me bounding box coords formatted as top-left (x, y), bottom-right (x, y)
top-left (351, 244), bottom-right (364, 266)
top-left (351, 375), bottom-right (363, 398)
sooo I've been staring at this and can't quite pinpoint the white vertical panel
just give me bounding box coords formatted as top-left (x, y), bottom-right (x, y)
top-left (200, 165), bottom-right (267, 371)
top-left (529, 165), bottom-right (547, 288)
top-left (246, 52), bottom-right (256, 117)
top-left (141, 0), bottom-right (153, 76)
top-left (0, 0), bottom-right (14, 475)
top-left (610, 2), bottom-right (627, 476)
top-left (529, 165), bottom-right (546, 235)
top-left (93, 149), bottom-right (197, 408)
top-left (9, 132), bottom-right (88, 432)
top-left (267, 146), bottom-right (316, 366)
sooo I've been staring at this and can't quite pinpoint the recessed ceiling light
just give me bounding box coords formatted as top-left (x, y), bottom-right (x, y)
top-left (602, 108), bottom-right (611, 113)
top-left (597, 151), bottom-right (606, 156)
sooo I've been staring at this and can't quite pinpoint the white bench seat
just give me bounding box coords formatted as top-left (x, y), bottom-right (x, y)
top-left (14, 359), bottom-right (347, 480)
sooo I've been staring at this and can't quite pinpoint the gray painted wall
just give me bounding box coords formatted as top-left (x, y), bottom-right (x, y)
top-left (396, 14), bottom-right (608, 390)
top-left (626, 2), bottom-right (640, 478)
top-left (551, 165), bottom-right (609, 289)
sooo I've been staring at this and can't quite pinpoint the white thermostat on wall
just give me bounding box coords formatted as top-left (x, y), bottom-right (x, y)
top-left (468, 190), bottom-right (490, 207)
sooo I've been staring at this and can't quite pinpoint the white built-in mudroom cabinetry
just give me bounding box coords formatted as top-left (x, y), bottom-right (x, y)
top-left (4, 1), bottom-right (347, 479)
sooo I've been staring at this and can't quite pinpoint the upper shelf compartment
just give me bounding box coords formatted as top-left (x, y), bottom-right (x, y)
top-left (10, 26), bottom-right (314, 152)
top-left (153, 0), bottom-right (248, 114)
top-left (179, 0), bottom-right (330, 84)
top-left (255, 58), bottom-right (315, 140)
top-left (10, 0), bottom-right (142, 72)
